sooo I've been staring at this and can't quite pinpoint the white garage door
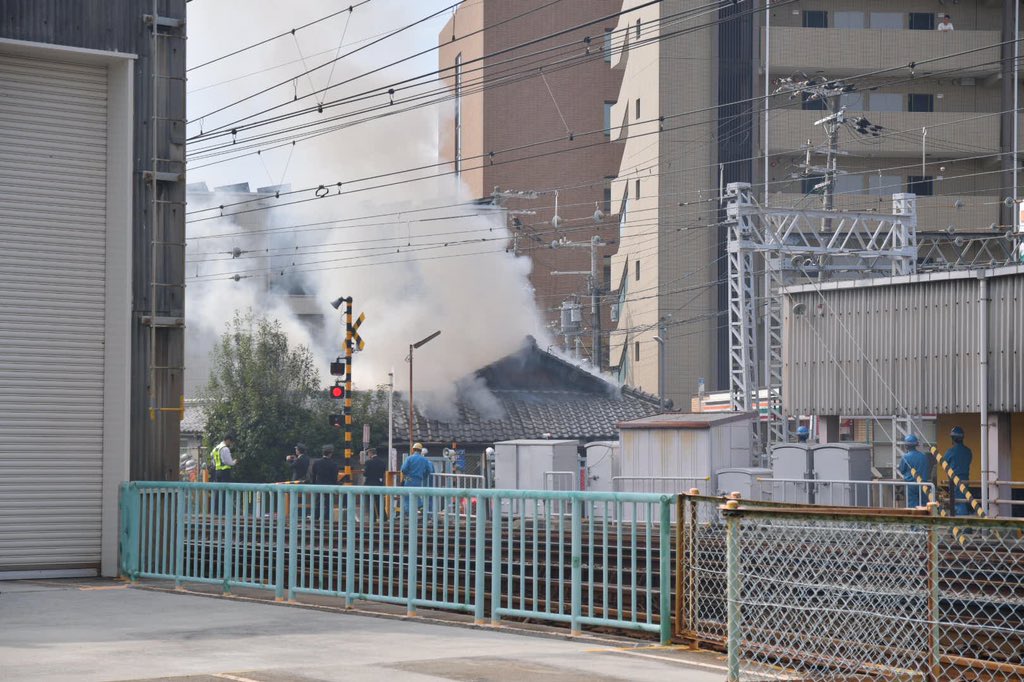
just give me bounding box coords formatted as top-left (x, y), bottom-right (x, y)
top-left (0, 53), bottom-right (108, 575)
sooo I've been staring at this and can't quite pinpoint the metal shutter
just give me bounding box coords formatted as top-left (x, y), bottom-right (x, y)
top-left (0, 53), bottom-right (108, 575)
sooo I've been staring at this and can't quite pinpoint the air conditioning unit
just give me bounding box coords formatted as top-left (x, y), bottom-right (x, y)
top-left (610, 303), bottom-right (619, 322)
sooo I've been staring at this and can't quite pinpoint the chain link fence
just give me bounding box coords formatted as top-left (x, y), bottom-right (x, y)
top-left (722, 505), bottom-right (1024, 681)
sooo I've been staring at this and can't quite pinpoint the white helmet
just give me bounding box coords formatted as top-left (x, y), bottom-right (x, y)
top-left (485, 447), bottom-right (495, 456)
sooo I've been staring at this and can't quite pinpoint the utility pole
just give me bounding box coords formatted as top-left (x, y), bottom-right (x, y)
top-left (551, 235), bottom-right (608, 367)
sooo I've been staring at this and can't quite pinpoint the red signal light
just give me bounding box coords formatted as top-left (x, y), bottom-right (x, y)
top-left (330, 384), bottom-right (344, 399)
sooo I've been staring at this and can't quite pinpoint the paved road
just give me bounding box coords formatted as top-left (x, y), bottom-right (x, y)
top-left (0, 579), bottom-right (727, 681)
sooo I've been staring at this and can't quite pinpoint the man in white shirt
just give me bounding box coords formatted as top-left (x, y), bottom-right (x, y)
top-left (937, 15), bottom-right (954, 32)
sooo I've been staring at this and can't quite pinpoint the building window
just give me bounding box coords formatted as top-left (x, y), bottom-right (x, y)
top-left (835, 174), bottom-right (864, 196)
top-left (869, 174), bottom-right (903, 196)
top-left (869, 93), bottom-right (903, 112)
top-left (635, 98), bottom-right (640, 120)
top-left (604, 101), bottom-right (614, 137)
top-left (907, 175), bottom-right (934, 196)
top-left (802, 11), bottom-right (828, 28)
top-left (635, 341), bottom-right (641, 362)
top-left (604, 28), bottom-right (614, 62)
top-left (454, 53), bottom-right (463, 176)
top-left (908, 94), bottom-right (934, 113)
top-left (801, 174), bottom-right (825, 195)
top-left (908, 13), bottom-right (935, 31)
top-left (603, 176), bottom-right (614, 213)
top-left (635, 18), bottom-right (641, 39)
top-left (833, 11), bottom-right (864, 29)
top-left (869, 12), bottom-right (903, 30)
top-left (603, 255), bottom-right (612, 289)
top-left (801, 92), bottom-right (827, 111)
top-left (635, 259), bottom-right (641, 281)
top-left (635, 178), bottom-right (640, 199)
top-left (840, 92), bottom-right (865, 111)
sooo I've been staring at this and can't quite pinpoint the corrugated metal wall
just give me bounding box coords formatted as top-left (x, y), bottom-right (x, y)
top-left (0, 0), bottom-right (187, 480)
top-left (783, 269), bottom-right (1024, 415)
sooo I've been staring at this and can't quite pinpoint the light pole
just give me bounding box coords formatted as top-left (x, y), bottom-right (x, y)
top-left (407, 330), bottom-right (441, 452)
top-left (653, 335), bottom-right (666, 410)
top-left (387, 368), bottom-right (395, 471)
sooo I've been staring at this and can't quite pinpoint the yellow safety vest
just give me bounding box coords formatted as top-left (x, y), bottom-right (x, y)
top-left (211, 443), bottom-right (231, 471)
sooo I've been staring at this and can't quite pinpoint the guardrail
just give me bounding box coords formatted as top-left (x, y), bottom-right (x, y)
top-left (614, 476), bottom-right (710, 495)
top-left (119, 482), bottom-right (674, 642)
top-left (762, 477), bottom-right (935, 509)
top-left (543, 471), bottom-right (578, 491)
top-left (429, 473), bottom-right (486, 489)
top-left (994, 480), bottom-right (1024, 517)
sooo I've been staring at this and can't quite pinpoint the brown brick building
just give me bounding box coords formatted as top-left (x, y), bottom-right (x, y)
top-left (438, 1), bottom-right (625, 367)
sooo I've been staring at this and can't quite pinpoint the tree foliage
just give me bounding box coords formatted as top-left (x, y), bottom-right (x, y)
top-left (202, 311), bottom-right (391, 482)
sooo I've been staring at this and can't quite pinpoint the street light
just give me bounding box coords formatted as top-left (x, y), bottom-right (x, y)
top-left (653, 336), bottom-right (666, 410)
top-left (407, 330), bottom-right (441, 451)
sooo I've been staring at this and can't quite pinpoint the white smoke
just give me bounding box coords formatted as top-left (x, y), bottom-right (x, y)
top-left (186, 0), bottom-right (550, 413)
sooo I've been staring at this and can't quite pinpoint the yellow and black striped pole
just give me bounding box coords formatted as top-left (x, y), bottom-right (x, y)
top-left (908, 463), bottom-right (968, 547)
top-left (343, 298), bottom-right (354, 481)
top-left (930, 446), bottom-right (985, 519)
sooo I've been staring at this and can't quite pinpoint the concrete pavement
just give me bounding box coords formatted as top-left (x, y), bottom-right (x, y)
top-left (0, 579), bottom-right (728, 681)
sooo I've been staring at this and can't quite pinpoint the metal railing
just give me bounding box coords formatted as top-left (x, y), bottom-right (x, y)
top-left (543, 471), bottom-right (578, 492)
top-left (613, 476), bottom-right (710, 495)
top-left (995, 480), bottom-right (1024, 517)
top-left (762, 477), bottom-right (935, 509)
top-left (119, 482), bottom-right (674, 642)
top-left (429, 473), bottom-right (486, 489)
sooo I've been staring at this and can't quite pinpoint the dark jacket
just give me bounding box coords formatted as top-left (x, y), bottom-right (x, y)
top-left (363, 456), bottom-right (387, 486)
top-left (289, 454), bottom-right (310, 481)
top-left (309, 457), bottom-right (341, 485)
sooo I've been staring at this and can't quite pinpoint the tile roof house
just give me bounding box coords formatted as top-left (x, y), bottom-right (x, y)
top-left (393, 337), bottom-right (666, 449)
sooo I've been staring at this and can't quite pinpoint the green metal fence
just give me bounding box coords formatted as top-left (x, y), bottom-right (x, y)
top-left (119, 482), bottom-right (674, 643)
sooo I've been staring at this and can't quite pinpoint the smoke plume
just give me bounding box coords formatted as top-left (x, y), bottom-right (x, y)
top-left (186, 0), bottom-right (549, 414)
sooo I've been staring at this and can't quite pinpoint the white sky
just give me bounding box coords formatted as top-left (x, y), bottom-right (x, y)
top-left (185, 0), bottom-right (458, 190)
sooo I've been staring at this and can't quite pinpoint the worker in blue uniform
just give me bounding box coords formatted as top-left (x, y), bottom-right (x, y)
top-left (897, 434), bottom-right (932, 508)
top-left (401, 442), bottom-right (435, 512)
top-left (796, 425), bottom-right (810, 443)
top-left (944, 426), bottom-right (973, 516)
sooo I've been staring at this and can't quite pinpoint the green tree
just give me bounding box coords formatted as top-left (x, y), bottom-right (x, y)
top-left (202, 311), bottom-right (392, 482)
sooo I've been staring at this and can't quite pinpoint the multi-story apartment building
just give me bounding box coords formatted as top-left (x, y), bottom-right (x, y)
top-left (437, 1), bottom-right (625, 367)
top-left (608, 0), bottom-right (1019, 408)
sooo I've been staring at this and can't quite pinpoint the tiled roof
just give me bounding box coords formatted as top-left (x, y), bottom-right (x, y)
top-left (181, 401), bottom-right (207, 434)
top-left (393, 338), bottom-right (664, 445)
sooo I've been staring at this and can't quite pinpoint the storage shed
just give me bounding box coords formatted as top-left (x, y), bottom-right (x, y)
top-left (617, 413), bottom-right (755, 493)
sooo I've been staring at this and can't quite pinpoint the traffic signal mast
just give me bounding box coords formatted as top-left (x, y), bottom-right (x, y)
top-left (329, 296), bottom-right (364, 482)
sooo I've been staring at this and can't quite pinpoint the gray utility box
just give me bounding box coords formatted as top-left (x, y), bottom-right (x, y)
top-left (618, 412), bottom-right (754, 495)
top-left (717, 467), bottom-right (773, 501)
top-left (583, 440), bottom-right (619, 493)
top-left (769, 442), bottom-right (873, 506)
top-left (494, 439), bottom-right (579, 491)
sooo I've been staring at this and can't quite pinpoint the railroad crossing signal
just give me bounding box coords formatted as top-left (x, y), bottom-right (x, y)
top-left (328, 297), bottom-right (366, 481)
top-left (353, 312), bottom-right (365, 351)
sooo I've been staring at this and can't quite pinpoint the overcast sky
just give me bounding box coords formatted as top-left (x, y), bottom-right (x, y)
top-left (186, 0), bottom-right (458, 190)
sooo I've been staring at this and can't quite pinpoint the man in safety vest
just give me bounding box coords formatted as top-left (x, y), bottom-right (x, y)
top-left (210, 433), bottom-right (237, 483)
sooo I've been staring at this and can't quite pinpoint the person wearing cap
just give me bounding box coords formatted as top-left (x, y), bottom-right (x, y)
top-left (944, 426), bottom-right (973, 516)
top-left (401, 442), bottom-right (435, 512)
top-left (897, 434), bottom-right (932, 508)
top-left (795, 425), bottom-right (811, 443)
top-left (286, 443), bottom-right (310, 482)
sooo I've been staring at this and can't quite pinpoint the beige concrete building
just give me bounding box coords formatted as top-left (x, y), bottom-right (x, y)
top-left (437, 1), bottom-right (625, 366)
top-left (608, 0), bottom-right (1020, 408)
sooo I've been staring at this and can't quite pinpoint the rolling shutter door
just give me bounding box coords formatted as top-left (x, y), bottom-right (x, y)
top-left (0, 53), bottom-right (108, 575)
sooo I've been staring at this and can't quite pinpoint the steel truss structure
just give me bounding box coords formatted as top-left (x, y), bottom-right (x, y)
top-left (725, 182), bottom-right (1021, 453)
